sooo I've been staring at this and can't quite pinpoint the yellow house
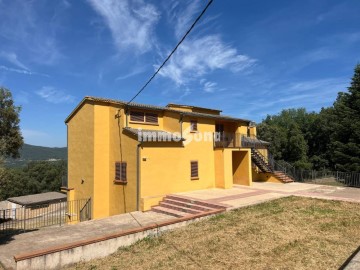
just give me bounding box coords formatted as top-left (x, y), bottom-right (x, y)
top-left (63, 96), bottom-right (292, 220)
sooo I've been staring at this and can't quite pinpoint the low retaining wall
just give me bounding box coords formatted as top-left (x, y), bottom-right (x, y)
top-left (14, 209), bottom-right (224, 270)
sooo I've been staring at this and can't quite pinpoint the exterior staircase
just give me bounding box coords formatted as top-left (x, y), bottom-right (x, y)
top-left (251, 148), bottom-right (294, 183)
top-left (152, 195), bottom-right (227, 218)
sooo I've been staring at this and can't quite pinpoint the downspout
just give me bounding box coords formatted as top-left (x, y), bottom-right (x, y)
top-left (136, 141), bottom-right (142, 211)
top-left (125, 106), bottom-right (129, 127)
top-left (180, 113), bottom-right (183, 140)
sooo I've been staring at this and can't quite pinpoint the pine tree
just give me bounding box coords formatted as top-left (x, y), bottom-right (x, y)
top-left (331, 64), bottom-right (360, 172)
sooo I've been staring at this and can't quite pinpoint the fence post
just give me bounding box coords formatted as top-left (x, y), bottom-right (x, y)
top-left (23, 206), bottom-right (26, 232)
top-left (59, 201), bottom-right (62, 226)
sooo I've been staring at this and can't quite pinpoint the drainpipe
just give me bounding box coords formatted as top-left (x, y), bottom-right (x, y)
top-left (125, 106), bottom-right (129, 127)
top-left (180, 114), bottom-right (183, 140)
top-left (136, 141), bottom-right (142, 211)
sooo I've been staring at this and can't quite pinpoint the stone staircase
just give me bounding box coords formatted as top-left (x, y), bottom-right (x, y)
top-left (152, 195), bottom-right (227, 218)
top-left (272, 171), bottom-right (294, 183)
top-left (251, 148), bottom-right (294, 183)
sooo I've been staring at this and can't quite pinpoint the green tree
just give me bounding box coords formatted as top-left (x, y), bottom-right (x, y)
top-left (0, 87), bottom-right (23, 158)
top-left (331, 64), bottom-right (360, 172)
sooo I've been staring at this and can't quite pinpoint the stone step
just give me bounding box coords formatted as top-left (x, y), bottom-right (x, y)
top-left (163, 199), bottom-right (214, 212)
top-left (166, 195), bottom-right (226, 210)
top-left (152, 206), bottom-right (189, 218)
top-left (159, 202), bottom-right (202, 215)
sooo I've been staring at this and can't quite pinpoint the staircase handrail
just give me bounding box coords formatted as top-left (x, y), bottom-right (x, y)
top-left (246, 134), bottom-right (297, 181)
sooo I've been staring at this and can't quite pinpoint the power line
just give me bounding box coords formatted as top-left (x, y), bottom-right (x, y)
top-left (127, 0), bottom-right (214, 104)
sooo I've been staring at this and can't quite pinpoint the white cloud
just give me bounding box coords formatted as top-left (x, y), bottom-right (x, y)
top-left (0, 65), bottom-right (49, 77)
top-left (0, 52), bottom-right (29, 70)
top-left (36, 86), bottom-right (75, 104)
top-left (167, 0), bottom-right (202, 39)
top-left (0, 1), bottom-right (63, 66)
top-left (115, 66), bottom-right (146, 81)
top-left (0, 65), bottom-right (33, 75)
top-left (158, 35), bottom-right (257, 85)
top-left (88, 0), bottom-right (160, 53)
top-left (200, 80), bottom-right (217, 93)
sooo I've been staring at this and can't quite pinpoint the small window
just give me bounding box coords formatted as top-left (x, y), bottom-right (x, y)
top-left (115, 162), bottom-right (127, 182)
top-left (130, 111), bottom-right (145, 122)
top-left (145, 113), bottom-right (158, 123)
top-left (130, 111), bottom-right (158, 124)
top-left (191, 161), bottom-right (199, 179)
top-left (190, 120), bottom-right (198, 132)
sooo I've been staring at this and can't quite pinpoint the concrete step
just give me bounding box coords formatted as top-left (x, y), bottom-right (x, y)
top-left (166, 195), bottom-right (226, 210)
top-left (163, 199), bottom-right (214, 212)
top-left (159, 202), bottom-right (202, 215)
top-left (152, 206), bottom-right (188, 218)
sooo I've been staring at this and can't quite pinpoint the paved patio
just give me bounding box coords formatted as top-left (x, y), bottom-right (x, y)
top-left (178, 182), bottom-right (360, 208)
top-left (0, 182), bottom-right (359, 269)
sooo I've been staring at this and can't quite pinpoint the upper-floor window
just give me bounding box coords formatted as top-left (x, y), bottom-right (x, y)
top-left (130, 111), bottom-right (158, 124)
top-left (190, 120), bottom-right (198, 132)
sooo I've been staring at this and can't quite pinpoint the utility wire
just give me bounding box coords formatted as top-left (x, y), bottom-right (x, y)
top-left (127, 0), bottom-right (214, 104)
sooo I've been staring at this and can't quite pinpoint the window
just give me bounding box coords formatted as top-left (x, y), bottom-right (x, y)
top-left (130, 111), bottom-right (158, 124)
top-left (191, 161), bottom-right (199, 179)
top-left (130, 111), bottom-right (145, 122)
top-left (145, 113), bottom-right (158, 123)
top-left (115, 162), bottom-right (127, 182)
top-left (190, 120), bottom-right (198, 132)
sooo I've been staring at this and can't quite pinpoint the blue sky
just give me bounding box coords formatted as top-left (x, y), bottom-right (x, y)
top-left (0, 0), bottom-right (359, 147)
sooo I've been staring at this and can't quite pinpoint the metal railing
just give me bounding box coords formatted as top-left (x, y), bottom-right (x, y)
top-left (292, 170), bottom-right (360, 187)
top-left (0, 198), bottom-right (91, 236)
top-left (213, 133), bottom-right (268, 148)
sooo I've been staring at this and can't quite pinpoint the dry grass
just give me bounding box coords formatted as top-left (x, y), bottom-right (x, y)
top-left (68, 197), bottom-right (360, 270)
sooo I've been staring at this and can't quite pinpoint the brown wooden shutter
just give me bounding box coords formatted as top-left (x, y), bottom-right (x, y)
top-left (190, 120), bottom-right (198, 131)
top-left (145, 113), bottom-right (158, 123)
top-left (115, 162), bottom-right (121, 180)
top-left (130, 111), bottom-right (145, 122)
top-left (115, 162), bottom-right (127, 181)
top-left (191, 161), bottom-right (198, 178)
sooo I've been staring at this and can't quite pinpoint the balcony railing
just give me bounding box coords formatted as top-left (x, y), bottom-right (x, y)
top-left (213, 133), bottom-right (269, 149)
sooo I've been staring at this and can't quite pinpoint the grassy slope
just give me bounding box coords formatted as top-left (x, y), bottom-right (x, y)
top-left (68, 196), bottom-right (360, 270)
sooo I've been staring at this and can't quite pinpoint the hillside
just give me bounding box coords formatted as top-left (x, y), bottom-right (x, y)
top-left (5, 144), bottom-right (67, 167)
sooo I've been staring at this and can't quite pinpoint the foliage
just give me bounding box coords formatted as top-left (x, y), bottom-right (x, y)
top-left (0, 160), bottom-right (66, 201)
top-left (0, 87), bottom-right (24, 159)
top-left (331, 64), bottom-right (360, 172)
top-left (258, 64), bottom-right (360, 172)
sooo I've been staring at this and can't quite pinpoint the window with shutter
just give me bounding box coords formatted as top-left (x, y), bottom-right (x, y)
top-left (190, 120), bottom-right (198, 132)
top-left (115, 162), bottom-right (127, 182)
top-left (145, 113), bottom-right (158, 123)
top-left (190, 161), bottom-right (199, 179)
top-left (130, 111), bottom-right (158, 124)
top-left (130, 111), bottom-right (145, 122)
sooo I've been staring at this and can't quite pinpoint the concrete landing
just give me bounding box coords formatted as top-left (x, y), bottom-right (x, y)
top-left (0, 211), bottom-right (172, 270)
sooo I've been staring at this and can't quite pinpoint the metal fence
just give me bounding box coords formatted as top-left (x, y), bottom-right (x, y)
top-left (0, 198), bottom-right (91, 236)
top-left (292, 170), bottom-right (360, 187)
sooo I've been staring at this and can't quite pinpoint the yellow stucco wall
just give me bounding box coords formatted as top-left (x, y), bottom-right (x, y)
top-left (140, 116), bottom-right (217, 210)
top-left (108, 106), bottom-right (138, 216)
top-left (67, 102), bottom-right (94, 202)
top-left (252, 171), bottom-right (282, 183)
top-left (232, 149), bottom-right (252, 186)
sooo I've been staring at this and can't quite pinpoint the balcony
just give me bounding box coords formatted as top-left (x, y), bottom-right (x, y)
top-left (213, 133), bottom-right (269, 149)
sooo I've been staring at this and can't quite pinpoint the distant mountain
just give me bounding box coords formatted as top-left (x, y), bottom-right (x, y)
top-left (5, 144), bottom-right (67, 167)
